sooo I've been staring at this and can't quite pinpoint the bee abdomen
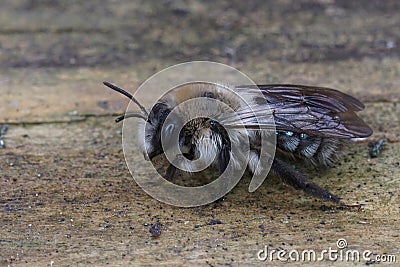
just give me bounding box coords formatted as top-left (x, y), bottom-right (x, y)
top-left (276, 131), bottom-right (340, 165)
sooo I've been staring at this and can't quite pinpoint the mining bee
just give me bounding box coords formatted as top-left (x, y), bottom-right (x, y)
top-left (103, 81), bottom-right (372, 204)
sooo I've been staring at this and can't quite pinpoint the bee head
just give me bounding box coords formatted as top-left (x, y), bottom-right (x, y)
top-left (103, 82), bottom-right (231, 167)
top-left (142, 102), bottom-right (177, 160)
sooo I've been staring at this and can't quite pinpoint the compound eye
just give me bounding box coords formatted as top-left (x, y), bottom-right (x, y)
top-left (209, 119), bottom-right (217, 126)
top-left (161, 123), bottom-right (176, 151)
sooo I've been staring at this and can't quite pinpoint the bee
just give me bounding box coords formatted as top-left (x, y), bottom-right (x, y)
top-left (103, 81), bottom-right (372, 204)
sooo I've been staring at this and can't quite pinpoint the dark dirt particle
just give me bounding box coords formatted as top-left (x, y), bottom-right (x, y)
top-left (206, 219), bottom-right (222, 226)
top-left (149, 221), bottom-right (162, 237)
top-left (194, 219), bottom-right (223, 228)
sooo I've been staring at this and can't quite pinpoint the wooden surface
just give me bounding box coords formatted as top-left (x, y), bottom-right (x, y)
top-left (1, 1), bottom-right (399, 266)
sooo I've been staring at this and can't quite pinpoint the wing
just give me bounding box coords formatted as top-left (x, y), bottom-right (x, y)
top-left (221, 84), bottom-right (373, 138)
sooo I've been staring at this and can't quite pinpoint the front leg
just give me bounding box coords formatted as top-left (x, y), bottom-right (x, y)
top-left (217, 143), bottom-right (230, 174)
top-left (165, 164), bottom-right (177, 180)
top-left (164, 152), bottom-right (195, 180)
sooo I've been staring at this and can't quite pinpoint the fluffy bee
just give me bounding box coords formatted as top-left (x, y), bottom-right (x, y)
top-left (103, 81), bottom-right (372, 204)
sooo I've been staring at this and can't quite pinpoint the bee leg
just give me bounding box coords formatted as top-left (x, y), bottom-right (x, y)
top-left (271, 158), bottom-right (341, 204)
top-left (165, 152), bottom-right (194, 180)
top-left (217, 144), bottom-right (230, 174)
top-left (165, 164), bottom-right (177, 180)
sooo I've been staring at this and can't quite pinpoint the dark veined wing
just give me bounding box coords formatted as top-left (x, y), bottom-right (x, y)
top-left (221, 84), bottom-right (373, 138)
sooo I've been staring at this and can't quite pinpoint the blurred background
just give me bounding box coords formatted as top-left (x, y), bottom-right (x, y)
top-left (2, 0), bottom-right (400, 68)
top-left (0, 1), bottom-right (399, 266)
top-left (1, 0), bottom-right (400, 122)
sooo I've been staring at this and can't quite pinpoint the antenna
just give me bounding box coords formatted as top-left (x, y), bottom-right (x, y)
top-left (115, 113), bottom-right (147, 123)
top-left (103, 81), bottom-right (149, 117)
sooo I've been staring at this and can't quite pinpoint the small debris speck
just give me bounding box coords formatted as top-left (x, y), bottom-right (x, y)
top-left (149, 221), bottom-right (162, 237)
top-left (206, 219), bottom-right (222, 226)
top-left (368, 138), bottom-right (385, 158)
top-left (194, 219), bottom-right (223, 229)
top-left (365, 259), bottom-right (377, 265)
